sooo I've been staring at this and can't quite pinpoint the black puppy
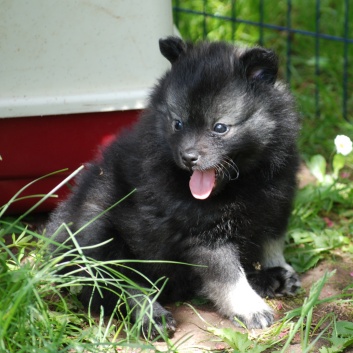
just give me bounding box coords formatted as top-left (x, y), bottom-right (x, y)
top-left (46, 37), bottom-right (301, 337)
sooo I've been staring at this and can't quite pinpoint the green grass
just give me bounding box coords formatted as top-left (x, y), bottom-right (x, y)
top-left (0, 170), bottom-right (180, 353)
top-left (0, 233), bottom-right (169, 353)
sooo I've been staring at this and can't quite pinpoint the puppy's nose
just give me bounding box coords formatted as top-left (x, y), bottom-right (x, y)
top-left (181, 149), bottom-right (200, 168)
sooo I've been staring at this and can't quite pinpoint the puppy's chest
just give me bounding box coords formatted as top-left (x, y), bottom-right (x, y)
top-left (151, 200), bottom-right (240, 240)
top-left (128, 204), bottom-right (239, 260)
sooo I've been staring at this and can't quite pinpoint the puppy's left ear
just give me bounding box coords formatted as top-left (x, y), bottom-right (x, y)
top-left (159, 36), bottom-right (187, 64)
top-left (240, 47), bottom-right (278, 85)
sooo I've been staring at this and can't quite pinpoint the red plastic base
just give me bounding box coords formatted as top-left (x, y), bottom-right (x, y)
top-left (0, 111), bottom-right (139, 214)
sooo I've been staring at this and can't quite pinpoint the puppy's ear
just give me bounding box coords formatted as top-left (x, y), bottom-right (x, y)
top-left (240, 47), bottom-right (278, 85)
top-left (159, 36), bottom-right (187, 64)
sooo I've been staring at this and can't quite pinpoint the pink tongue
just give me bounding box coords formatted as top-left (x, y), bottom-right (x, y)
top-left (189, 169), bottom-right (216, 200)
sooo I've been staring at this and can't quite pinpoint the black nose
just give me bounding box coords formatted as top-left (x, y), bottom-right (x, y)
top-left (181, 149), bottom-right (200, 168)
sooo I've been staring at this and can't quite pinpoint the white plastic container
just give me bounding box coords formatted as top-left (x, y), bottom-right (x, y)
top-left (0, 0), bottom-right (174, 213)
top-left (0, 0), bottom-right (174, 117)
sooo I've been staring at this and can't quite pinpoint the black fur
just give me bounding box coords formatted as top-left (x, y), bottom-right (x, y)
top-left (46, 37), bottom-right (301, 338)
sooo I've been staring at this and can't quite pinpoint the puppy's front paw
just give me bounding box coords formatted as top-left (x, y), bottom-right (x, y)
top-left (232, 307), bottom-right (273, 329)
top-left (230, 293), bottom-right (274, 329)
top-left (216, 276), bottom-right (274, 329)
top-left (247, 266), bottom-right (301, 298)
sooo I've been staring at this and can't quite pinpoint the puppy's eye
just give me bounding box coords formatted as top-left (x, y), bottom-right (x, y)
top-left (213, 123), bottom-right (229, 134)
top-left (173, 120), bottom-right (183, 131)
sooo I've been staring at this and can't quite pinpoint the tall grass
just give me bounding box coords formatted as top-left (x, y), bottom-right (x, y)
top-left (0, 169), bottom-right (178, 352)
top-left (0, 235), bottom-right (168, 352)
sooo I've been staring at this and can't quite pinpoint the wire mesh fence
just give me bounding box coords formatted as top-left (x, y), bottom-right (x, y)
top-left (173, 0), bottom-right (352, 124)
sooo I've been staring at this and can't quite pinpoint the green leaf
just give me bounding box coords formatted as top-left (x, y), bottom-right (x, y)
top-left (209, 328), bottom-right (269, 352)
top-left (190, 297), bottom-right (210, 305)
top-left (319, 321), bottom-right (353, 352)
top-left (292, 253), bottom-right (324, 273)
top-left (287, 244), bottom-right (324, 273)
top-left (311, 229), bottom-right (348, 250)
top-left (335, 321), bottom-right (353, 338)
top-left (307, 155), bottom-right (327, 182)
top-left (332, 154), bottom-right (346, 178)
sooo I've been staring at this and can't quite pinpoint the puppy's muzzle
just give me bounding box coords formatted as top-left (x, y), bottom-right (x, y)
top-left (180, 149), bottom-right (200, 169)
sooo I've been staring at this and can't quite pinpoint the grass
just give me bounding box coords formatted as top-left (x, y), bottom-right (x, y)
top-left (0, 170), bottom-right (180, 353)
top-left (1, 1), bottom-right (353, 352)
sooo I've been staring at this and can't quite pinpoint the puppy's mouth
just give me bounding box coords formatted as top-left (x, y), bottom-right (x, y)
top-left (189, 169), bottom-right (216, 200)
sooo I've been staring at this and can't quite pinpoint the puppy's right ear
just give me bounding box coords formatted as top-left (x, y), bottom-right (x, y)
top-left (159, 36), bottom-right (186, 64)
top-left (239, 47), bottom-right (278, 85)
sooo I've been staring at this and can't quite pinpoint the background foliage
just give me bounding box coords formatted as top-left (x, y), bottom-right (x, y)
top-left (173, 0), bottom-right (353, 161)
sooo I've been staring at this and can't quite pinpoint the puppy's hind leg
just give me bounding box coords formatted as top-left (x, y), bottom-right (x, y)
top-left (125, 288), bottom-right (177, 340)
top-left (80, 279), bottom-right (176, 340)
top-left (247, 237), bottom-right (301, 298)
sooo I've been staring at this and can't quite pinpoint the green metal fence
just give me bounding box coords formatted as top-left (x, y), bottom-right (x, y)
top-left (173, 1), bottom-right (352, 123)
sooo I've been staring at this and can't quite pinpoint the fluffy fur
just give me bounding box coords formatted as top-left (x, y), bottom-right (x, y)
top-left (46, 37), bottom-right (301, 338)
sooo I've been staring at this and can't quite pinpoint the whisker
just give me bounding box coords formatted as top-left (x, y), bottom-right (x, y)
top-left (220, 163), bottom-right (230, 180)
top-left (220, 157), bottom-right (239, 181)
top-left (206, 157), bottom-right (239, 182)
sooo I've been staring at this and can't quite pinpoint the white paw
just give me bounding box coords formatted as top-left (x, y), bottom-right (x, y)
top-left (230, 279), bottom-right (273, 328)
top-left (214, 273), bottom-right (274, 329)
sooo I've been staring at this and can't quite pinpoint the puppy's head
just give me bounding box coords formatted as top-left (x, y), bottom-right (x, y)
top-left (153, 37), bottom-right (297, 199)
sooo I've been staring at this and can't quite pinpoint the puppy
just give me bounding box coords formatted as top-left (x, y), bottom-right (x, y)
top-left (46, 37), bottom-right (301, 338)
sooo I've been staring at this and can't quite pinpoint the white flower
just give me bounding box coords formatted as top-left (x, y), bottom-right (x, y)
top-left (334, 135), bottom-right (353, 156)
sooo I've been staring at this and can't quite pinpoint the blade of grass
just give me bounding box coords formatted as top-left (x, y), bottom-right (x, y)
top-left (1, 166), bottom-right (84, 235)
top-left (280, 271), bottom-right (334, 353)
top-left (0, 168), bottom-right (69, 217)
